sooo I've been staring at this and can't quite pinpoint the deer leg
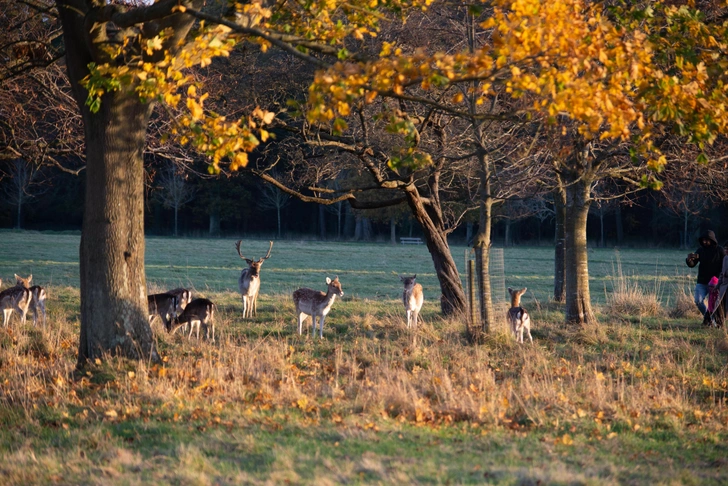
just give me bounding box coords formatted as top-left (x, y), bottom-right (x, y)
top-left (3, 309), bottom-right (11, 327)
top-left (413, 310), bottom-right (418, 328)
top-left (406, 310), bottom-right (411, 328)
top-left (319, 315), bottom-right (326, 338)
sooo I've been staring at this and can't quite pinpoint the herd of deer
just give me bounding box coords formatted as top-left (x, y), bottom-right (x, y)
top-left (0, 240), bottom-right (533, 343)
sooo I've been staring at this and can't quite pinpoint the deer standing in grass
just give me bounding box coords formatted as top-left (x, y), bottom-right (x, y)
top-left (171, 298), bottom-right (216, 342)
top-left (0, 274), bottom-right (33, 327)
top-left (293, 276), bottom-right (344, 338)
top-left (29, 285), bottom-right (47, 326)
top-left (147, 292), bottom-right (179, 331)
top-left (507, 287), bottom-right (533, 343)
top-left (400, 275), bottom-right (424, 328)
top-left (236, 240), bottom-right (273, 318)
top-left (165, 287), bottom-right (192, 333)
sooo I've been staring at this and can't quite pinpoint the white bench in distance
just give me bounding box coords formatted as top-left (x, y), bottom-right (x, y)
top-left (400, 237), bottom-right (424, 245)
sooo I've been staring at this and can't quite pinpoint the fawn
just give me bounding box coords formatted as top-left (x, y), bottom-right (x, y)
top-left (0, 274), bottom-right (33, 327)
top-left (507, 287), bottom-right (533, 343)
top-left (29, 285), bottom-right (47, 326)
top-left (171, 298), bottom-right (216, 342)
top-left (236, 240), bottom-right (273, 318)
top-left (400, 275), bottom-right (424, 328)
top-left (148, 292), bottom-right (179, 331)
top-left (293, 276), bottom-right (344, 338)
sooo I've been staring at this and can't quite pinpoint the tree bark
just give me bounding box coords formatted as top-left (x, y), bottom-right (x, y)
top-left (77, 88), bottom-right (156, 365)
top-left (553, 188), bottom-right (566, 303)
top-left (564, 177), bottom-right (595, 325)
top-left (615, 204), bottom-right (624, 246)
top-left (58, 0), bottom-right (198, 366)
top-left (473, 153), bottom-right (495, 332)
top-left (404, 187), bottom-right (466, 315)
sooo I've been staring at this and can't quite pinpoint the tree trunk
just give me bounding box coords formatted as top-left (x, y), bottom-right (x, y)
top-left (553, 188), bottom-right (566, 303)
top-left (209, 210), bottom-right (221, 237)
top-left (58, 1), bottom-right (199, 366)
top-left (277, 205), bottom-right (282, 238)
top-left (403, 188), bottom-right (466, 315)
top-left (564, 178), bottom-right (595, 325)
top-left (615, 204), bottom-right (624, 246)
top-left (173, 204), bottom-right (179, 236)
top-left (683, 206), bottom-right (689, 250)
top-left (354, 214), bottom-right (362, 240)
top-left (77, 89), bottom-right (157, 365)
top-left (15, 185), bottom-right (22, 230)
top-left (474, 153), bottom-right (494, 332)
top-left (390, 217), bottom-right (396, 244)
top-left (318, 205), bottom-right (327, 240)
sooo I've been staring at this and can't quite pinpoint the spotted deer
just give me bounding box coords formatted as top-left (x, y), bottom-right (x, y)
top-left (171, 298), bottom-right (216, 342)
top-left (147, 293), bottom-right (179, 332)
top-left (236, 240), bottom-right (273, 318)
top-left (293, 276), bottom-right (344, 338)
top-left (400, 275), bottom-right (424, 328)
top-left (29, 285), bottom-right (47, 326)
top-left (507, 287), bottom-right (533, 343)
top-left (0, 274), bottom-right (33, 327)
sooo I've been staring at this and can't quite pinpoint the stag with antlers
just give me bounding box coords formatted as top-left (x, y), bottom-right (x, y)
top-left (236, 240), bottom-right (273, 318)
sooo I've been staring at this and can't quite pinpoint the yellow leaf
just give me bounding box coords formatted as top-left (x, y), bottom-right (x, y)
top-left (561, 434), bottom-right (573, 445)
top-left (105, 410), bottom-right (118, 418)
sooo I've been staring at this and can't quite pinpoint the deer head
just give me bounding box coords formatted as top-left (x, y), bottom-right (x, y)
top-left (236, 240), bottom-right (273, 277)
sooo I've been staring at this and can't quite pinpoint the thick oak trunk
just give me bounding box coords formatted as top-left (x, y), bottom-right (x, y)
top-left (57, 0), bottom-right (200, 366)
top-left (404, 188), bottom-right (466, 315)
top-left (77, 90), bottom-right (156, 365)
top-left (564, 178), bottom-right (595, 325)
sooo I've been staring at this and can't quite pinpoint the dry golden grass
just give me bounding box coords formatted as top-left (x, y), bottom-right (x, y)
top-left (669, 285), bottom-right (701, 319)
top-left (1, 287), bottom-right (728, 483)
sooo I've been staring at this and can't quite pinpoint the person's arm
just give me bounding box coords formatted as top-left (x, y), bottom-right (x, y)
top-left (687, 251), bottom-right (700, 267)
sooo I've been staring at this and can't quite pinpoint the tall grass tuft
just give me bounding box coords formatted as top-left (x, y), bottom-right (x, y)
top-left (604, 257), bottom-right (663, 317)
top-left (668, 286), bottom-right (700, 319)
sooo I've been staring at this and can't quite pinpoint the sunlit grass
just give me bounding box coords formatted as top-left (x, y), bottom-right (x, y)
top-left (0, 230), bottom-right (725, 483)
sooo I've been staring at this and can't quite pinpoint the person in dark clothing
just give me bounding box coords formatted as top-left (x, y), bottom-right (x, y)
top-left (686, 230), bottom-right (724, 317)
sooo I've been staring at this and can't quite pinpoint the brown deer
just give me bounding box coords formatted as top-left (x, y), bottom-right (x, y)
top-left (0, 274), bottom-right (33, 327)
top-left (400, 275), bottom-right (424, 328)
top-left (293, 276), bottom-right (344, 338)
top-left (236, 240), bottom-right (273, 318)
top-left (507, 287), bottom-right (533, 343)
top-left (29, 285), bottom-right (47, 327)
top-left (147, 293), bottom-right (178, 332)
top-left (171, 298), bottom-right (216, 342)
top-left (166, 287), bottom-right (192, 316)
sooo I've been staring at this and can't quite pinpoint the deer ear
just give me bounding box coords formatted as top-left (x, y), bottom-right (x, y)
top-left (28, 275), bottom-right (32, 283)
top-left (326, 277), bottom-right (332, 285)
top-left (507, 287), bottom-right (513, 294)
top-left (522, 287), bottom-right (527, 293)
top-left (413, 274), bottom-right (417, 280)
top-left (399, 275), bottom-right (405, 282)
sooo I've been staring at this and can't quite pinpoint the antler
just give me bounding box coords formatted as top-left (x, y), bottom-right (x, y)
top-left (262, 241), bottom-right (274, 260)
top-left (235, 240), bottom-right (247, 260)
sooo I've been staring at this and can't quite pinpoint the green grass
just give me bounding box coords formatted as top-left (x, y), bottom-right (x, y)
top-left (0, 230), bottom-right (695, 305)
top-left (0, 230), bottom-right (725, 485)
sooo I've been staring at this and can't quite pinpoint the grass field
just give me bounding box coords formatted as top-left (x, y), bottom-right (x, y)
top-left (1, 230), bottom-right (727, 484)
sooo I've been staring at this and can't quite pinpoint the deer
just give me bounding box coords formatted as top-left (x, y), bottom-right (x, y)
top-left (293, 276), bottom-right (344, 338)
top-left (236, 240), bottom-right (273, 318)
top-left (507, 287), bottom-right (533, 343)
top-left (29, 285), bottom-right (47, 326)
top-left (0, 274), bottom-right (33, 327)
top-left (400, 275), bottom-right (424, 328)
top-left (166, 287), bottom-right (192, 316)
top-left (147, 292), bottom-right (179, 332)
top-left (170, 298), bottom-right (216, 342)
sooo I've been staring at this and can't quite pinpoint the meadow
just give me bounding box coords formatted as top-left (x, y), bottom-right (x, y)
top-left (1, 230), bottom-right (727, 484)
